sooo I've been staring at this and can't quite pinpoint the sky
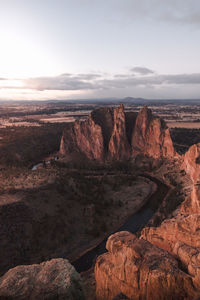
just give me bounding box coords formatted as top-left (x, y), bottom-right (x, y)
top-left (1, 0), bottom-right (200, 100)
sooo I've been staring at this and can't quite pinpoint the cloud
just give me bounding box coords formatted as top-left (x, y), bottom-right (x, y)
top-left (100, 73), bottom-right (200, 89)
top-left (130, 67), bottom-right (155, 75)
top-left (23, 74), bottom-right (102, 91)
top-left (2, 70), bottom-right (200, 100)
top-left (2, 71), bottom-right (200, 93)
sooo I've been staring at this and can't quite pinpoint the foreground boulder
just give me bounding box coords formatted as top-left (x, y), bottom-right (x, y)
top-left (95, 231), bottom-right (196, 300)
top-left (0, 258), bottom-right (85, 300)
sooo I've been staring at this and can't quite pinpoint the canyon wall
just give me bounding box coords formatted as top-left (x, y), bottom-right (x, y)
top-left (60, 105), bottom-right (176, 162)
top-left (140, 142), bottom-right (200, 293)
top-left (132, 106), bottom-right (175, 159)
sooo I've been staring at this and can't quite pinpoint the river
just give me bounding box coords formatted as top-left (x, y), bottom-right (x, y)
top-left (71, 174), bottom-right (169, 273)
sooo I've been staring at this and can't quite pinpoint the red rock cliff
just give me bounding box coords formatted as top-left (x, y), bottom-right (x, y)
top-left (183, 143), bottom-right (200, 183)
top-left (132, 106), bottom-right (175, 159)
top-left (60, 114), bottom-right (105, 162)
top-left (60, 105), bottom-right (176, 162)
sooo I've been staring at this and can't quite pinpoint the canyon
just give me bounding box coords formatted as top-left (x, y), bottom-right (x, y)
top-left (60, 105), bottom-right (200, 299)
top-left (0, 104), bottom-right (200, 299)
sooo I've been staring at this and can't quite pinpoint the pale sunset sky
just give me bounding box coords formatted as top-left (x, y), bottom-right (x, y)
top-left (1, 0), bottom-right (200, 100)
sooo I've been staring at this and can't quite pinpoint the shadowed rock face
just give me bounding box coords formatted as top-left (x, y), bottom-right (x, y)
top-left (0, 258), bottom-right (85, 300)
top-left (60, 105), bottom-right (175, 162)
top-left (108, 105), bottom-right (130, 160)
top-left (95, 231), bottom-right (197, 300)
top-left (91, 107), bottom-right (114, 151)
top-left (125, 111), bottom-right (137, 146)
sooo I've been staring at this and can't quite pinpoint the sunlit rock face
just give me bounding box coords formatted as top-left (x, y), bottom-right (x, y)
top-left (132, 106), bottom-right (175, 159)
top-left (182, 182), bottom-right (200, 215)
top-left (60, 114), bottom-right (105, 162)
top-left (181, 142), bottom-right (200, 216)
top-left (0, 258), bottom-right (85, 300)
top-left (141, 213), bottom-right (200, 292)
top-left (141, 214), bottom-right (200, 253)
top-left (60, 105), bottom-right (176, 162)
top-left (95, 231), bottom-right (196, 300)
top-left (183, 143), bottom-right (200, 183)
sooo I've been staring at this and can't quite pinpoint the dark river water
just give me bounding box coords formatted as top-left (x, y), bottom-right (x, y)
top-left (72, 175), bottom-right (169, 273)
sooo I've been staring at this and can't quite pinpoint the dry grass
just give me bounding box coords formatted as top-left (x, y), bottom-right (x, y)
top-left (168, 122), bottom-right (200, 129)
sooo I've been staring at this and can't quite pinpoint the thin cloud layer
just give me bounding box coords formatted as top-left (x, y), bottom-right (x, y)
top-left (119, 0), bottom-right (200, 27)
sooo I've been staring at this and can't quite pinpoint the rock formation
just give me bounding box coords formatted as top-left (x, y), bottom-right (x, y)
top-left (132, 106), bottom-right (175, 159)
top-left (141, 213), bottom-right (200, 291)
top-left (182, 182), bottom-right (200, 215)
top-left (60, 105), bottom-right (175, 162)
top-left (140, 141), bottom-right (200, 294)
top-left (95, 231), bottom-right (197, 300)
top-left (91, 107), bottom-right (114, 152)
top-left (183, 143), bottom-right (200, 183)
top-left (108, 104), bottom-right (130, 160)
top-left (60, 115), bottom-right (104, 162)
top-left (0, 258), bottom-right (85, 300)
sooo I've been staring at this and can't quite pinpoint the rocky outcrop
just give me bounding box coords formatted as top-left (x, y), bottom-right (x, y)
top-left (139, 142), bottom-right (200, 291)
top-left (141, 214), bottom-right (200, 253)
top-left (182, 182), bottom-right (200, 214)
top-left (139, 144), bottom-right (200, 296)
top-left (183, 143), bottom-right (200, 183)
top-left (108, 105), bottom-right (130, 160)
top-left (141, 214), bottom-right (200, 292)
top-left (0, 258), bottom-right (85, 300)
top-left (95, 231), bottom-right (197, 300)
top-left (60, 105), bottom-right (175, 163)
top-left (60, 115), bottom-right (104, 162)
top-left (132, 106), bottom-right (175, 159)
